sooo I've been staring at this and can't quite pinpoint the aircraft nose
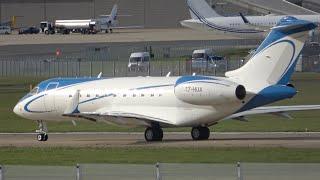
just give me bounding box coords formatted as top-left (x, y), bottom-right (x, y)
top-left (13, 103), bottom-right (23, 117)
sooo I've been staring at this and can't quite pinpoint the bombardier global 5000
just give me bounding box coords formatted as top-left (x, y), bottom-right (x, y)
top-left (14, 17), bottom-right (320, 142)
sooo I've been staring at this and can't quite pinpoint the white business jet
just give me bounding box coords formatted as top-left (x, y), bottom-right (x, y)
top-left (14, 17), bottom-right (320, 142)
top-left (181, 0), bottom-right (320, 38)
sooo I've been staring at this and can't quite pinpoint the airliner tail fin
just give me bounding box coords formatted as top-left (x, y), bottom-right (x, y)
top-left (110, 4), bottom-right (118, 21)
top-left (187, 0), bottom-right (222, 19)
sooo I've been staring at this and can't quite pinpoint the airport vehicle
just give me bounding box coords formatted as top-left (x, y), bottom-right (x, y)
top-left (40, 21), bottom-right (55, 34)
top-left (18, 27), bottom-right (40, 34)
top-left (0, 26), bottom-right (11, 34)
top-left (181, 0), bottom-right (320, 38)
top-left (40, 4), bottom-right (141, 34)
top-left (192, 49), bottom-right (213, 61)
top-left (13, 17), bottom-right (320, 142)
top-left (128, 52), bottom-right (150, 71)
top-left (191, 49), bottom-right (223, 71)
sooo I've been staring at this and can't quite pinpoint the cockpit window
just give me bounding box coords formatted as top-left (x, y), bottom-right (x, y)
top-left (46, 82), bottom-right (59, 91)
top-left (30, 87), bottom-right (39, 95)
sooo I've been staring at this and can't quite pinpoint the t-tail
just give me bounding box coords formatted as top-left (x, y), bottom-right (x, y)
top-left (187, 0), bottom-right (222, 20)
top-left (226, 17), bottom-right (317, 111)
top-left (226, 16), bottom-right (317, 90)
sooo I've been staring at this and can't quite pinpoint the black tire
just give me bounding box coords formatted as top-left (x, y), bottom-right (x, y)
top-left (191, 127), bottom-right (201, 140)
top-left (37, 134), bottom-right (43, 141)
top-left (191, 127), bottom-right (210, 140)
top-left (43, 134), bottom-right (48, 141)
top-left (145, 127), bottom-right (154, 142)
top-left (144, 127), bottom-right (163, 142)
top-left (155, 128), bottom-right (163, 141)
top-left (200, 127), bottom-right (210, 140)
top-left (45, 30), bottom-right (49, 35)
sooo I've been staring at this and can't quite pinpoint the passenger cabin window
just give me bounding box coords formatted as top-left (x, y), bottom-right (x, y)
top-left (30, 87), bottom-right (39, 95)
top-left (46, 83), bottom-right (58, 91)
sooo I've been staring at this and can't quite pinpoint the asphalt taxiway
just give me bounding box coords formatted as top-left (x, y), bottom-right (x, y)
top-left (1, 132), bottom-right (319, 148)
top-left (0, 28), bottom-right (242, 46)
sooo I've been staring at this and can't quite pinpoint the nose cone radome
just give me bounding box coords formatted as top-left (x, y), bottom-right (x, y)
top-left (13, 103), bottom-right (23, 117)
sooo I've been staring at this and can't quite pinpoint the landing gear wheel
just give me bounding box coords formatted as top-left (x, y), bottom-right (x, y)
top-left (191, 127), bottom-right (210, 140)
top-left (37, 133), bottom-right (48, 141)
top-left (37, 134), bottom-right (43, 141)
top-left (144, 127), bottom-right (163, 142)
top-left (44, 134), bottom-right (48, 141)
top-left (36, 120), bottom-right (48, 141)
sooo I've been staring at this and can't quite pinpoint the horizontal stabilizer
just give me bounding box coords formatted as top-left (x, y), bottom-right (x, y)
top-left (226, 105), bottom-right (320, 120)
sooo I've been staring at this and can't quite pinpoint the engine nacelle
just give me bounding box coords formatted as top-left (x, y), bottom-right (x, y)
top-left (174, 76), bottom-right (246, 105)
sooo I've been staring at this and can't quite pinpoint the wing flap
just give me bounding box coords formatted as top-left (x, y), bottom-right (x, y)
top-left (63, 107), bottom-right (176, 127)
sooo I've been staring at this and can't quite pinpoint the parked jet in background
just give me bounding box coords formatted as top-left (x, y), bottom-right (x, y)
top-left (181, 0), bottom-right (320, 38)
top-left (14, 17), bottom-right (320, 142)
top-left (40, 4), bottom-right (142, 34)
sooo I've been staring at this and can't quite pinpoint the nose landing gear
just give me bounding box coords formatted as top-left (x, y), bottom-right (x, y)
top-left (36, 120), bottom-right (48, 141)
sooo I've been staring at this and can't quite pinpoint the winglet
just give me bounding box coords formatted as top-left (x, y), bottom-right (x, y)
top-left (239, 12), bottom-right (250, 24)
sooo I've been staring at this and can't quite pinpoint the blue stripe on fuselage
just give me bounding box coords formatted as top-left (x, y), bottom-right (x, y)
top-left (187, 3), bottom-right (263, 34)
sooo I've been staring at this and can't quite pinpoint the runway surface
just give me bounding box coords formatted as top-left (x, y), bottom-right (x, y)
top-left (0, 28), bottom-right (241, 46)
top-left (1, 132), bottom-right (320, 148)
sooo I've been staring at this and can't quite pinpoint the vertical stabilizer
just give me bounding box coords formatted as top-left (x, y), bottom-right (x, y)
top-left (225, 17), bottom-right (317, 90)
top-left (187, 0), bottom-right (222, 19)
top-left (110, 4), bottom-right (118, 21)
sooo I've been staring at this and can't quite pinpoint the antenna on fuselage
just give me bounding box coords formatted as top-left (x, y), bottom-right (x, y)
top-left (166, 72), bottom-right (171, 77)
top-left (97, 72), bottom-right (103, 78)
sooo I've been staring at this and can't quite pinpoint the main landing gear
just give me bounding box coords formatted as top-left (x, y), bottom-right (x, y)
top-left (36, 120), bottom-right (48, 141)
top-left (191, 127), bottom-right (210, 140)
top-left (144, 127), bottom-right (163, 142)
top-left (144, 126), bottom-right (210, 142)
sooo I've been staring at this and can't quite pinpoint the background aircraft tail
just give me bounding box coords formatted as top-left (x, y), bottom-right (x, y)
top-left (226, 17), bottom-right (317, 89)
top-left (110, 4), bottom-right (118, 21)
top-left (187, 0), bottom-right (222, 19)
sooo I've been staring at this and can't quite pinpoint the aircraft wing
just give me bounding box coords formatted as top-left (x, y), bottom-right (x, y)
top-left (226, 105), bottom-right (320, 120)
top-left (63, 110), bottom-right (174, 127)
top-left (62, 90), bottom-right (173, 126)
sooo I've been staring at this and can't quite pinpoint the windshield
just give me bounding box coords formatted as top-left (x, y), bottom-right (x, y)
top-left (30, 87), bottom-right (39, 95)
top-left (130, 57), bottom-right (142, 63)
top-left (40, 23), bottom-right (47, 29)
top-left (192, 53), bottom-right (205, 59)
